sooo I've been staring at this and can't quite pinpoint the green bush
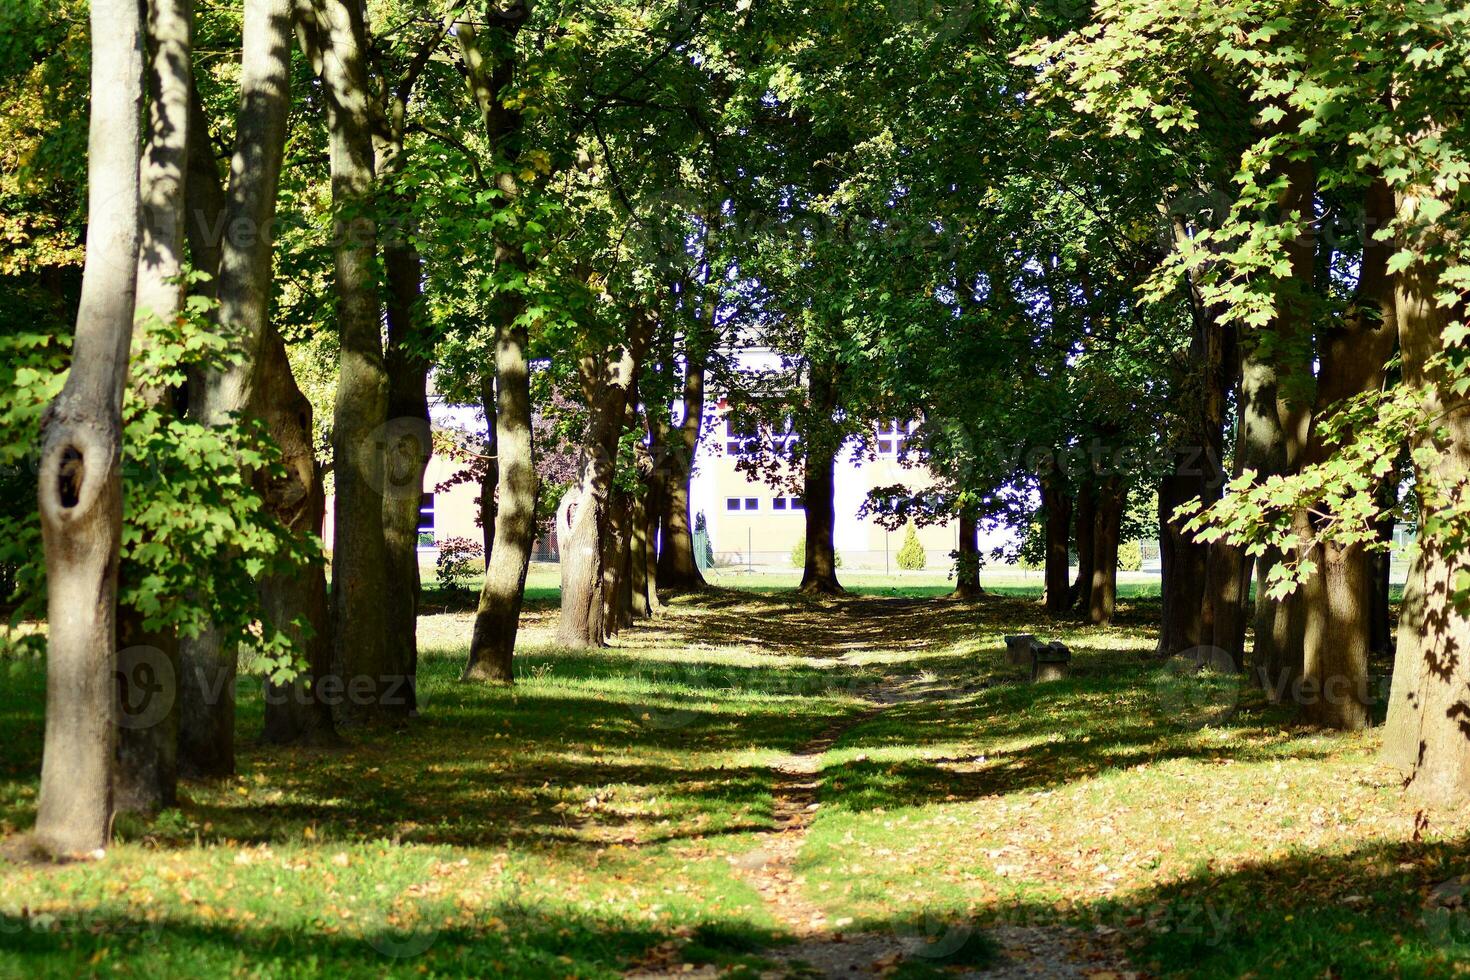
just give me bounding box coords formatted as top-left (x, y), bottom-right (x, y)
top-left (1118, 539), bottom-right (1143, 572)
top-left (790, 536), bottom-right (841, 569)
top-left (436, 536), bottom-right (484, 592)
top-left (896, 523), bottom-right (926, 570)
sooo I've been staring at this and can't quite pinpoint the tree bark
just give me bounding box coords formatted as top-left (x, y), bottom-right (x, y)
top-left (656, 341), bottom-right (707, 591)
top-left (33, 0), bottom-right (144, 858)
top-left (1157, 471), bottom-right (1209, 655)
top-left (1089, 475), bottom-right (1123, 626)
top-left (301, 0), bottom-right (400, 722)
top-left (799, 358), bottom-right (844, 595)
top-left (1295, 177), bottom-right (1397, 730)
top-left (1040, 471), bottom-right (1071, 615)
top-left (179, 0), bottom-right (294, 778)
top-left (464, 319), bottom-right (537, 681)
top-left (257, 328), bottom-right (338, 744)
top-left (951, 508), bottom-right (982, 598)
top-left (602, 492), bottom-right (633, 638)
top-left (1070, 482), bottom-right (1095, 610)
top-left (1381, 182), bottom-right (1470, 800)
top-left (115, 0), bottom-right (193, 816)
top-left (557, 317), bottom-right (653, 646)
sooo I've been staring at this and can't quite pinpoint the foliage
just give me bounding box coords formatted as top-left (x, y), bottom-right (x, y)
top-left (434, 537), bottom-right (485, 594)
top-left (895, 523), bottom-right (926, 571)
top-left (1118, 539), bottom-right (1143, 573)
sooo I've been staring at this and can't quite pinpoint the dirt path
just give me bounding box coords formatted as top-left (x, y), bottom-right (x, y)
top-left (626, 601), bottom-right (1136, 979)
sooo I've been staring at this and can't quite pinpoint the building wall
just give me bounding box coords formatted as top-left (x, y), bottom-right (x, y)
top-left (690, 414), bottom-right (971, 571)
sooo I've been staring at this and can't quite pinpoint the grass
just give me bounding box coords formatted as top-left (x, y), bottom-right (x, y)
top-left (0, 579), bottom-right (1462, 977)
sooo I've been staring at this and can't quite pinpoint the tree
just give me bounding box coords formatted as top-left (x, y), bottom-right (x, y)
top-left (32, 0), bottom-right (144, 858)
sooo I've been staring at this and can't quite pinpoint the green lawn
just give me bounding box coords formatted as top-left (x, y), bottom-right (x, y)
top-left (0, 585), bottom-right (1462, 977)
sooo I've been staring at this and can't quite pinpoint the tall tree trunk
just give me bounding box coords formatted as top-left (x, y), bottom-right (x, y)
top-left (1296, 178), bottom-right (1397, 730)
top-left (656, 342), bottom-right (707, 591)
top-left (1249, 157), bottom-right (1316, 694)
top-left (179, 0), bottom-right (294, 778)
top-left (302, 0), bottom-right (399, 722)
top-left (1089, 475), bottom-right (1123, 626)
top-left (951, 508), bottom-right (982, 598)
top-left (457, 1), bottom-right (537, 677)
top-left (1070, 482), bottom-right (1096, 610)
top-left (33, 0), bottom-right (143, 858)
top-left (1157, 470), bottom-right (1209, 655)
top-left (380, 246), bottom-right (430, 716)
top-left (464, 319), bottom-right (537, 681)
top-left (602, 493), bottom-right (632, 638)
top-left (799, 358), bottom-right (843, 595)
top-left (558, 318), bottom-right (653, 647)
top-left (1040, 470), bottom-right (1071, 615)
top-left (115, 0), bottom-right (193, 816)
top-left (1382, 181), bottom-right (1470, 801)
top-left (257, 328), bottom-right (337, 743)
top-left (479, 371), bottom-right (498, 561)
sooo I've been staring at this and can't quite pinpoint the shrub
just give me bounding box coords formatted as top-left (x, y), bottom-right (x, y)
top-left (1118, 539), bottom-right (1143, 572)
top-left (790, 536), bottom-right (841, 569)
top-left (436, 536), bottom-right (484, 592)
top-left (896, 523), bottom-right (926, 570)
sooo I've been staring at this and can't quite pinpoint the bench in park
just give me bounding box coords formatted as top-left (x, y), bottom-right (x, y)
top-left (1003, 634), bottom-right (1072, 682)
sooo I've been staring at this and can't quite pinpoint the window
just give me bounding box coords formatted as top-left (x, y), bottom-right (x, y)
top-left (772, 497), bottom-right (787, 511)
top-left (726, 497), bottom-right (741, 511)
top-left (877, 439), bottom-right (893, 453)
top-left (790, 497), bottom-right (805, 511)
top-left (745, 497), bottom-right (759, 511)
top-left (417, 493), bottom-right (435, 548)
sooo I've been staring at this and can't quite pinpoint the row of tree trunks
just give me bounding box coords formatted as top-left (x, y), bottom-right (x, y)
top-left (32, 0), bottom-right (145, 857)
top-left (178, 0), bottom-right (297, 776)
top-left (800, 358), bottom-right (844, 595)
top-left (113, 0), bottom-right (195, 817)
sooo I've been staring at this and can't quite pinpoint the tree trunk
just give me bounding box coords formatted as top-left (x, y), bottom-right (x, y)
top-left (1070, 482), bottom-right (1095, 610)
top-left (302, 0), bottom-right (399, 722)
top-left (257, 328), bottom-right (337, 744)
top-left (951, 508), bottom-right (982, 598)
top-left (602, 493), bottom-right (632, 638)
top-left (1294, 178), bottom-right (1397, 730)
top-left (1382, 194), bottom-right (1470, 799)
top-left (33, 0), bottom-right (143, 858)
top-left (558, 318), bottom-right (653, 647)
top-left (629, 473), bottom-right (653, 617)
top-left (799, 359), bottom-right (843, 595)
top-left (380, 245), bottom-right (430, 716)
top-left (479, 371), bottom-right (498, 561)
top-left (1040, 472), bottom-right (1071, 615)
top-left (656, 346), bottom-right (707, 591)
top-left (464, 319), bottom-right (537, 681)
top-left (179, 0), bottom-right (294, 778)
top-left (1157, 471), bottom-right (1209, 655)
top-left (1089, 475), bottom-right (1123, 626)
top-left (113, 0), bottom-right (193, 817)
